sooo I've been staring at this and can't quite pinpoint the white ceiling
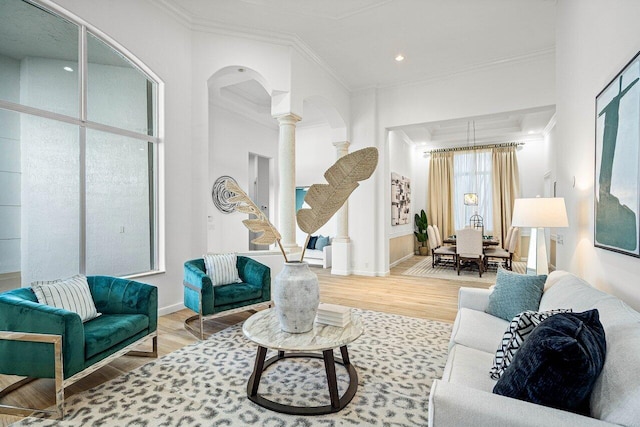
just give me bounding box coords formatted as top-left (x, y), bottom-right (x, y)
top-left (163, 0), bottom-right (557, 145)
top-left (159, 0), bottom-right (556, 90)
top-left (396, 105), bottom-right (556, 151)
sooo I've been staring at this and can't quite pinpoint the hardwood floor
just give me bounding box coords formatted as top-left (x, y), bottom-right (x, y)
top-left (0, 256), bottom-right (491, 426)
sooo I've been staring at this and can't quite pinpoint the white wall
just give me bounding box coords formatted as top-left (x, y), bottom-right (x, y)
top-left (291, 50), bottom-right (350, 139)
top-left (412, 147), bottom-right (430, 224)
top-left (517, 139), bottom-right (547, 199)
top-left (556, 0), bottom-right (640, 310)
top-left (349, 89), bottom-right (380, 275)
top-left (207, 105), bottom-right (279, 253)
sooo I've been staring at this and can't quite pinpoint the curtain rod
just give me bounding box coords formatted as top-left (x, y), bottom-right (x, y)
top-left (428, 142), bottom-right (523, 154)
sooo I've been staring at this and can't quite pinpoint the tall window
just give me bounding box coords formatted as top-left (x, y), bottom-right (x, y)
top-left (453, 150), bottom-right (493, 232)
top-left (0, 0), bottom-right (159, 285)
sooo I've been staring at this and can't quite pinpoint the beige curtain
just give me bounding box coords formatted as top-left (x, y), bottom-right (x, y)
top-left (492, 146), bottom-right (520, 259)
top-left (428, 152), bottom-right (455, 241)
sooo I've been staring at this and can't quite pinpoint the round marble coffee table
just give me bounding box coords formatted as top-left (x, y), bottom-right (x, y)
top-left (242, 308), bottom-right (364, 415)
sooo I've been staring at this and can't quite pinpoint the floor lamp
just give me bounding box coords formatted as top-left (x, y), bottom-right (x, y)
top-left (511, 197), bottom-right (569, 275)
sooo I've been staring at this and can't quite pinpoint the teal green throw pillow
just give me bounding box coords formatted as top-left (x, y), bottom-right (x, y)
top-left (486, 269), bottom-right (547, 321)
top-left (315, 235), bottom-right (330, 250)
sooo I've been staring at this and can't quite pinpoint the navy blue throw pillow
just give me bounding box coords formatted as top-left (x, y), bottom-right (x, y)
top-left (493, 309), bottom-right (606, 415)
top-left (307, 235), bottom-right (318, 250)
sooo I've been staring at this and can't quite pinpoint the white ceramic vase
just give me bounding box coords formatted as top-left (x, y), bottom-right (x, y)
top-left (273, 261), bottom-right (319, 333)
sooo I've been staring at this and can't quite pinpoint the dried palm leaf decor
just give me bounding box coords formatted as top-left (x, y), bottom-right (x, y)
top-left (225, 179), bottom-right (289, 262)
top-left (226, 146), bottom-right (378, 262)
top-left (297, 147), bottom-right (378, 260)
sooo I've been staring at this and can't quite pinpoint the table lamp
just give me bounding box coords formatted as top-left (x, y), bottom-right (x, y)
top-left (511, 197), bottom-right (569, 275)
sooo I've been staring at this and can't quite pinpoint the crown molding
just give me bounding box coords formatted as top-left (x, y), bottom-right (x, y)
top-left (356, 46), bottom-right (556, 92)
top-left (152, 0), bottom-right (350, 92)
top-left (237, 0), bottom-right (393, 20)
top-left (147, 0), bottom-right (192, 28)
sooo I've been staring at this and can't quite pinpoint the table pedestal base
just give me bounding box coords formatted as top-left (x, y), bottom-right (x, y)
top-left (247, 346), bottom-right (358, 415)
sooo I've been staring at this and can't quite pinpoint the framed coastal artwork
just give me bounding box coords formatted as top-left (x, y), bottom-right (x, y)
top-left (595, 50), bottom-right (640, 257)
top-left (391, 172), bottom-right (411, 225)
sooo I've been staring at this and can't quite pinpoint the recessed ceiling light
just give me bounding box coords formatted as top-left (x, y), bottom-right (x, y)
top-left (63, 66), bottom-right (73, 72)
top-left (395, 54), bottom-right (405, 62)
top-left (528, 130), bottom-right (535, 135)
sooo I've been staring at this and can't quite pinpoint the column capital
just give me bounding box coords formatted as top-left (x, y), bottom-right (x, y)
top-left (274, 113), bottom-right (302, 125)
top-left (332, 141), bottom-right (350, 151)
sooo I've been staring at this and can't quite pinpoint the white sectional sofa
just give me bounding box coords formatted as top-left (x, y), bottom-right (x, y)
top-left (303, 245), bottom-right (332, 268)
top-left (429, 270), bottom-right (640, 427)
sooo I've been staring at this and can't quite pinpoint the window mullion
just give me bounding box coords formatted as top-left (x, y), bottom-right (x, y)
top-left (79, 25), bottom-right (87, 274)
top-left (79, 127), bottom-right (86, 275)
top-left (80, 25), bottom-right (87, 122)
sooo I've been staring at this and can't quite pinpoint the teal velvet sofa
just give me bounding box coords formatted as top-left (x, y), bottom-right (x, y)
top-left (184, 256), bottom-right (271, 339)
top-left (0, 276), bottom-right (157, 419)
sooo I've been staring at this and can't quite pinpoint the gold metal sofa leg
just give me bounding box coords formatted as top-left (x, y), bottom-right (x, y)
top-left (184, 313), bottom-right (205, 340)
top-left (0, 331), bottom-right (64, 419)
top-left (127, 335), bottom-right (158, 358)
top-left (183, 304), bottom-right (273, 341)
top-left (1, 331), bottom-right (158, 420)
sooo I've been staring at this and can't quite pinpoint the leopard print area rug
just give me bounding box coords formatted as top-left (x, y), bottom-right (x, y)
top-left (14, 310), bottom-right (451, 426)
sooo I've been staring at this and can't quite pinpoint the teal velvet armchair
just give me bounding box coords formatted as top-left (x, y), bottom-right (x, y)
top-left (184, 256), bottom-right (271, 339)
top-left (0, 276), bottom-right (158, 419)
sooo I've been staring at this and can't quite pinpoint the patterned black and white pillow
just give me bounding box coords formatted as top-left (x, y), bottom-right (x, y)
top-left (490, 308), bottom-right (572, 380)
top-left (31, 274), bottom-right (100, 322)
top-left (203, 253), bottom-right (242, 286)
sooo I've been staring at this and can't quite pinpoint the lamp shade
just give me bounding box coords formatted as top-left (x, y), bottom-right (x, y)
top-left (511, 197), bottom-right (569, 228)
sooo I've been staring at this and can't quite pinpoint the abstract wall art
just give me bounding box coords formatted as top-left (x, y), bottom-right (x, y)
top-left (595, 50), bottom-right (640, 256)
top-left (391, 172), bottom-right (411, 226)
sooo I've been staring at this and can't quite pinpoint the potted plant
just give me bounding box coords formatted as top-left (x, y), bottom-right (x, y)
top-left (414, 209), bottom-right (429, 256)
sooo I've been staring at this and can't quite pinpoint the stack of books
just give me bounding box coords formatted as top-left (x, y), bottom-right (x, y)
top-left (316, 303), bottom-right (352, 327)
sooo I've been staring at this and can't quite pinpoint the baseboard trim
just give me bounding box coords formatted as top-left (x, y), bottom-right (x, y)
top-left (390, 253), bottom-right (414, 268)
top-left (350, 269), bottom-right (377, 277)
top-left (159, 302), bottom-right (185, 316)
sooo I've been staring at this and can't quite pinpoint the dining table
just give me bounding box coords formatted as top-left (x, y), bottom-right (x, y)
top-left (442, 236), bottom-right (500, 247)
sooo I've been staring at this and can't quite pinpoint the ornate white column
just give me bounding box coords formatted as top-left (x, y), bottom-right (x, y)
top-left (276, 114), bottom-right (301, 249)
top-left (331, 141), bottom-right (351, 275)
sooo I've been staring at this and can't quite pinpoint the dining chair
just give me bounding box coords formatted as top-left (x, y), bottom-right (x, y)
top-left (455, 228), bottom-right (484, 277)
top-left (485, 227), bottom-right (519, 270)
top-left (427, 225), bottom-right (456, 268)
top-left (432, 224), bottom-right (443, 247)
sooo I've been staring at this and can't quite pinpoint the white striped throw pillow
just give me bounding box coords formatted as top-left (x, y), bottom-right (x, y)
top-left (490, 308), bottom-right (572, 380)
top-left (31, 274), bottom-right (100, 322)
top-left (203, 253), bottom-right (242, 286)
